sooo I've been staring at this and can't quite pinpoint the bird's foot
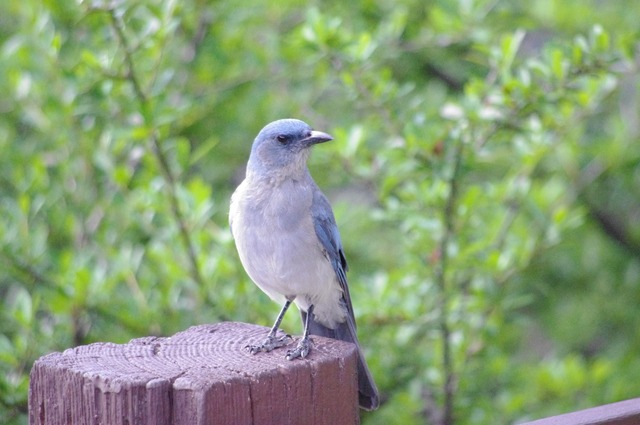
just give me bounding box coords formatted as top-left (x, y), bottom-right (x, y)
top-left (245, 333), bottom-right (292, 354)
top-left (286, 336), bottom-right (312, 360)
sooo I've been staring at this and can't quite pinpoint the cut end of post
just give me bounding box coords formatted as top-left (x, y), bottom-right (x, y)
top-left (29, 322), bottom-right (360, 425)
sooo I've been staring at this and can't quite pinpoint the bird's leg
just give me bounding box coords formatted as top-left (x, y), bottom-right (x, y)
top-left (246, 299), bottom-right (293, 354)
top-left (286, 304), bottom-right (314, 360)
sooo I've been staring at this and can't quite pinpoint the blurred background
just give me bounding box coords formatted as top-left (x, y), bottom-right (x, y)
top-left (1, 0), bottom-right (639, 424)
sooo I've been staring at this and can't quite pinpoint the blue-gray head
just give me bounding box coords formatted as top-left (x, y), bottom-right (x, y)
top-left (247, 119), bottom-right (333, 177)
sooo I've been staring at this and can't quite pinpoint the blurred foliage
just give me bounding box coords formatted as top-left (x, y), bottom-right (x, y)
top-left (1, 0), bottom-right (639, 424)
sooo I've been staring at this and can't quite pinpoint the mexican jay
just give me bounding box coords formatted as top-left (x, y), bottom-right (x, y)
top-left (229, 118), bottom-right (380, 410)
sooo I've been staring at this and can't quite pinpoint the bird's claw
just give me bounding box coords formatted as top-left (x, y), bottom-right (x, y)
top-left (286, 337), bottom-right (312, 360)
top-left (245, 333), bottom-right (292, 354)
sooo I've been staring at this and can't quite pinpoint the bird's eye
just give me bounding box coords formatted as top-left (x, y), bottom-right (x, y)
top-left (276, 135), bottom-right (287, 144)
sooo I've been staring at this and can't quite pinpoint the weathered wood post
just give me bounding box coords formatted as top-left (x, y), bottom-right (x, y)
top-left (29, 322), bottom-right (359, 425)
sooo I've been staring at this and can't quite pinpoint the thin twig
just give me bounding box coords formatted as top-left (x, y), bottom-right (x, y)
top-left (433, 132), bottom-right (465, 425)
top-left (107, 9), bottom-right (207, 292)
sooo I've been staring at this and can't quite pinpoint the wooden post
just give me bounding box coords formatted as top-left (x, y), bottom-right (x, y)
top-left (29, 322), bottom-right (359, 425)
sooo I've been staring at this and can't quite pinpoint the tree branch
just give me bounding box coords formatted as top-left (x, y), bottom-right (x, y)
top-left (107, 9), bottom-right (207, 293)
top-left (432, 133), bottom-right (465, 425)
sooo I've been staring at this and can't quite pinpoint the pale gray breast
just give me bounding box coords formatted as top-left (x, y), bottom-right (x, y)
top-left (232, 178), bottom-right (321, 289)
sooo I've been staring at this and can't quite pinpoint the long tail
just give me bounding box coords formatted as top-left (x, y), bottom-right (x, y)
top-left (301, 310), bottom-right (380, 410)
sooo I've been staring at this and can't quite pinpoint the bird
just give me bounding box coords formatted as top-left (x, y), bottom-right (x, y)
top-left (229, 118), bottom-right (380, 410)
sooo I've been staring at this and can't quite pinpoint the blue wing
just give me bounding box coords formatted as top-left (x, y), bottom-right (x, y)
top-left (310, 187), bottom-right (354, 323)
top-left (308, 185), bottom-right (379, 410)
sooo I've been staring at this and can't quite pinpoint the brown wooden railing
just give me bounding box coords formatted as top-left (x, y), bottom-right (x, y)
top-left (520, 397), bottom-right (640, 425)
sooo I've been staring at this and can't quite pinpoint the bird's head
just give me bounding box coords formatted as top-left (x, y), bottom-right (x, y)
top-left (247, 119), bottom-right (333, 178)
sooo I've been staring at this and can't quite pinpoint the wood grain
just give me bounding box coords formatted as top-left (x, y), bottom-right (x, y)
top-left (29, 322), bottom-right (359, 425)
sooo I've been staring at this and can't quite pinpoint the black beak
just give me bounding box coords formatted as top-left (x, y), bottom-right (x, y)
top-left (301, 130), bottom-right (333, 146)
